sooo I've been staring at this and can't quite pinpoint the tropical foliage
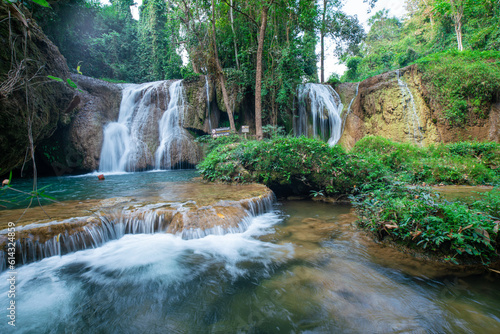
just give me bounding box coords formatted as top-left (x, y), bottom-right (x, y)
top-left (198, 135), bottom-right (500, 263)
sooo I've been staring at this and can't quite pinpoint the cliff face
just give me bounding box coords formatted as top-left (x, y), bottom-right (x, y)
top-left (36, 74), bottom-right (123, 174)
top-left (337, 65), bottom-right (500, 149)
top-left (0, 4), bottom-right (74, 175)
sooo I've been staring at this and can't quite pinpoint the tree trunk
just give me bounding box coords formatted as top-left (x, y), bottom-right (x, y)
top-left (230, 0), bottom-right (240, 70)
top-left (455, 20), bottom-right (463, 51)
top-left (255, 2), bottom-right (272, 140)
top-left (451, 0), bottom-right (464, 51)
top-left (211, 0), bottom-right (236, 132)
top-left (320, 0), bottom-right (326, 83)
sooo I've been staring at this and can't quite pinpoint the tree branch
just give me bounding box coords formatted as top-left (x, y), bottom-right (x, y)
top-left (221, 0), bottom-right (258, 27)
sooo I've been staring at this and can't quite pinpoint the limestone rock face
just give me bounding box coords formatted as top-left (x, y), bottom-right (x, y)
top-left (0, 4), bottom-right (73, 174)
top-left (183, 75), bottom-right (217, 133)
top-left (36, 74), bottom-right (122, 174)
top-left (337, 65), bottom-right (500, 149)
top-left (47, 75), bottom-right (210, 173)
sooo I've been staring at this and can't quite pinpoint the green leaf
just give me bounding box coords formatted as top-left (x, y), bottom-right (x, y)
top-left (77, 65), bottom-right (82, 75)
top-left (47, 75), bottom-right (64, 82)
top-left (31, 0), bottom-right (51, 7)
top-left (67, 78), bottom-right (78, 89)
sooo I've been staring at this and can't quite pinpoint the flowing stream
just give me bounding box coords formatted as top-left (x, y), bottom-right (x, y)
top-left (296, 83), bottom-right (343, 146)
top-left (1, 172), bottom-right (499, 333)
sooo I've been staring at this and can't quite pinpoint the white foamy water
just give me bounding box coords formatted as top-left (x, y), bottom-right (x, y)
top-left (0, 212), bottom-right (292, 333)
top-left (296, 83), bottom-right (343, 146)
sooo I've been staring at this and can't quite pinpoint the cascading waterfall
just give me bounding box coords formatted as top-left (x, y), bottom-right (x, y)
top-left (296, 83), bottom-right (343, 146)
top-left (205, 75), bottom-right (212, 131)
top-left (341, 82), bottom-right (360, 136)
top-left (100, 80), bottom-right (195, 172)
top-left (1, 192), bottom-right (276, 271)
top-left (100, 81), bottom-right (164, 172)
top-left (154, 80), bottom-right (189, 169)
top-left (396, 69), bottom-right (424, 145)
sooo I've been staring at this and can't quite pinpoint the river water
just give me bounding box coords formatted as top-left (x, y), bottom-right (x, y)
top-left (1, 171), bottom-right (499, 333)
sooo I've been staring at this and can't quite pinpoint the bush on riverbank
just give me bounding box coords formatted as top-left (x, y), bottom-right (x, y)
top-left (198, 135), bottom-right (500, 265)
top-left (351, 136), bottom-right (500, 186)
top-left (199, 135), bottom-right (500, 196)
top-left (198, 136), bottom-right (366, 197)
top-left (351, 183), bottom-right (500, 264)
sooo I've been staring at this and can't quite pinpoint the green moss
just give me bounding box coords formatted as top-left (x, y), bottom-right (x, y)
top-left (416, 50), bottom-right (500, 125)
top-left (198, 136), bottom-right (363, 197)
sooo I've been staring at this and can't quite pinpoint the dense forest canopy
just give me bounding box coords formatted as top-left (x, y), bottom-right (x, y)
top-left (340, 0), bottom-right (500, 82)
top-left (9, 0), bottom-right (500, 130)
top-left (24, 0), bottom-right (374, 131)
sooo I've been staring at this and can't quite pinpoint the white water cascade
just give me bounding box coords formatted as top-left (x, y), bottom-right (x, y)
top-left (205, 75), bottom-right (212, 131)
top-left (155, 80), bottom-right (189, 169)
top-left (100, 80), bottom-right (196, 172)
top-left (341, 82), bottom-right (360, 136)
top-left (2, 191), bottom-right (276, 270)
top-left (296, 83), bottom-right (344, 146)
top-left (396, 70), bottom-right (424, 145)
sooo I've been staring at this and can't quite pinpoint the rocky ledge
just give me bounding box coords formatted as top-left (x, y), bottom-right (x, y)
top-left (0, 181), bottom-right (274, 269)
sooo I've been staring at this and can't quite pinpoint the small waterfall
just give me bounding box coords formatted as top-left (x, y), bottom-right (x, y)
top-left (205, 75), bottom-right (212, 131)
top-left (341, 82), bottom-right (360, 136)
top-left (100, 80), bottom-right (196, 172)
top-left (396, 70), bottom-right (424, 145)
top-left (154, 80), bottom-right (189, 169)
top-left (0, 191), bottom-right (276, 271)
top-left (296, 83), bottom-right (343, 146)
top-left (100, 81), bottom-right (164, 172)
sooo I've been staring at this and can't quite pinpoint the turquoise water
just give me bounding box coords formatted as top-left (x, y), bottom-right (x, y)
top-left (1, 170), bottom-right (199, 209)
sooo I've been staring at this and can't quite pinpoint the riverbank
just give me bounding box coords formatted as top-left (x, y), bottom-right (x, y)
top-left (197, 135), bottom-right (500, 268)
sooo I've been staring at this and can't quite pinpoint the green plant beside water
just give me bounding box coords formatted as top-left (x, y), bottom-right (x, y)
top-left (351, 183), bottom-right (499, 265)
top-left (198, 135), bottom-right (500, 264)
top-left (351, 136), bottom-right (500, 186)
top-left (198, 136), bottom-right (363, 197)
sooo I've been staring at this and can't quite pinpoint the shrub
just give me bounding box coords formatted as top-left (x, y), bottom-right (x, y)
top-left (351, 183), bottom-right (500, 264)
top-left (417, 50), bottom-right (500, 125)
top-left (198, 137), bottom-right (360, 197)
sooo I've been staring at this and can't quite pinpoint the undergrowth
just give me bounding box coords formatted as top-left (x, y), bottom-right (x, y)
top-left (197, 135), bottom-right (500, 264)
top-left (351, 183), bottom-right (499, 265)
top-left (416, 50), bottom-right (500, 126)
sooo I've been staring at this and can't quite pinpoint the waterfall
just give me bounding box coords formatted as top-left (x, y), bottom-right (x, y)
top-left (155, 80), bottom-right (188, 169)
top-left (1, 191), bottom-right (276, 271)
top-left (296, 83), bottom-right (343, 146)
top-left (396, 70), bottom-right (424, 145)
top-left (205, 75), bottom-right (212, 131)
top-left (341, 82), bottom-right (360, 136)
top-left (100, 80), bottom-right (196, 172)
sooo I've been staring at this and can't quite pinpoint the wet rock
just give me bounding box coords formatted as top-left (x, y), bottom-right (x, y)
top-left (0, 182), bottom-right (274, 268)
